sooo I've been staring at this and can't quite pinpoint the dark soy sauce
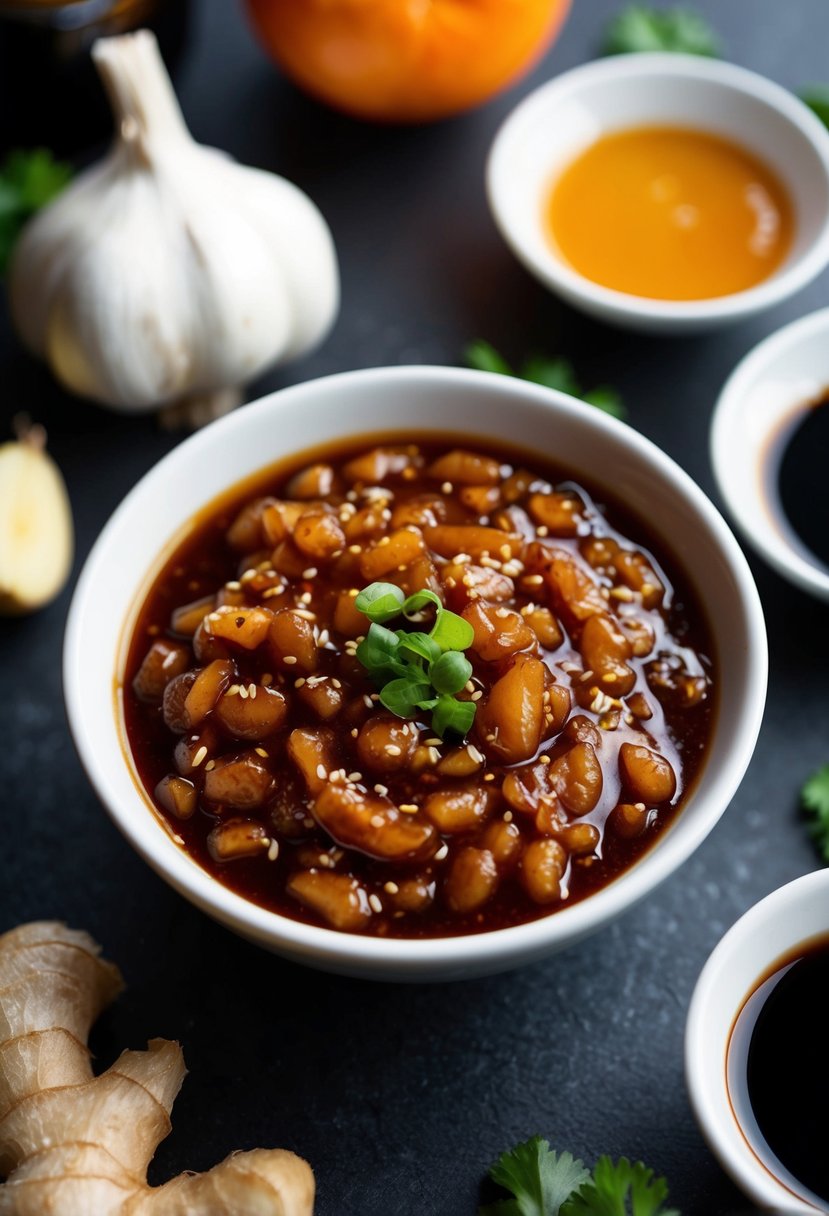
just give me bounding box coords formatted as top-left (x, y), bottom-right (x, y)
top-left (766, 392), bottom-right (829, 572)
top-left (728, 935), bottom-right (829, 1207)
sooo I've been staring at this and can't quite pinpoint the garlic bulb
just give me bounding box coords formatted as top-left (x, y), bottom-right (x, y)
top-left (9, 31), bottom-right (339, 422)
top-left (0, 420), bottom-right (73, 615)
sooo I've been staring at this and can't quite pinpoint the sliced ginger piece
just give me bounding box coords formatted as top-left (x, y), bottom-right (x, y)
top-left (0, 921), bottom-right (315, 1214)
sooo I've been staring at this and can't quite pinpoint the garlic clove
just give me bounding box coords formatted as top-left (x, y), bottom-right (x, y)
top-left (0, 422), bottom-right (74, 615)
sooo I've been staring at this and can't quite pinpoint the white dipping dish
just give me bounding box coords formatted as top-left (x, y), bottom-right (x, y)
top-left (712, 307), bottom-right (829, 602)
top-left (686, 869), bottom-right (829, 1213)
top-left (487, 54), bottom-right (829, 334)
top-left (64, 366), bottom-right (767, 981)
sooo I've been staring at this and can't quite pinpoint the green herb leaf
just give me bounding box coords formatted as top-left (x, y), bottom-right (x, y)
top-left (402, 588), bottom-right (443, 620)
top-left (521, 357), bottom-right (582, 397)
top-left (431, 607), bottom-right (474, 652)
top-left (430, 650), bottom-right (473, 695)
top-left (562, 1157), bottom-right (679, 1216)
top-left (802, 764), bottom-right (829, 863)
top-left (465, 339), bottom-right (515, 377)
top-left (802, 86), bottom-right (829, 130)
top-left (464, 343), bottom-right (626, 422)
top-left (480, 1137), bottom-right (590, 1216)
top-left (355, 623), bottom-right (404, 679)
top-left (0, 148), bottom-right (72, 274)
top-left (355, 581), bottom-right (406, 622)
top-left (397, 630), bottom-right (442, 664)
top-left (432, 694), bottom-right (477, 740)
top-left (353, 581), bottom-right (477, 739)
top-left (379, 676), bottom-right (433, 718)
top-left (602, 5), bottom-right (721, 57)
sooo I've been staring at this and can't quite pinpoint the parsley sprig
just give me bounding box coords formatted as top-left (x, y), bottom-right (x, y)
top-left (602, 5), bottom-right (721, 58)
top-left (802, 86), bottom-right (829, 130)
top-left (354, 582), bottom-right (476, 739)
top-left (801, 764), bottom-right (829, 862)
top-left (465, 342), bottom-right (626, 421)
top-left (479, 1138), bottom-right (679, 1216)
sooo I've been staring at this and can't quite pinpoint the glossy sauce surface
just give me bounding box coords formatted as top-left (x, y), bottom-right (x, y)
top-left (546, 125), bottom-right (793, 300)
top-left (728, 936), bottom-right (829, 1205)
top-left (123, 433), bottom-right (716, 938)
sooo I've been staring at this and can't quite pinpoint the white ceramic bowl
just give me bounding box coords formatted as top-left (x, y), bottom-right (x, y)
top-left (686, 869), bottom-right (829, 1212)
top-left (487, 54), bottom-right (829, 334)
top-left (712, 307), bottom-right (829, 602)
top-left (64, 366), bottom-right (767, 981)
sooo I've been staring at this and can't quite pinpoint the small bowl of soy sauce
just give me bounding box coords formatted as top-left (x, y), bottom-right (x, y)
top-left (686, 869), bottom-right (829, 1212)
top-left (712, 307), bottom-right (829, 602)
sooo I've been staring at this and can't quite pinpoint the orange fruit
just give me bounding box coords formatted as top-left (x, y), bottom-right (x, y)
top-left (245, 0), bottom-right (572, 124)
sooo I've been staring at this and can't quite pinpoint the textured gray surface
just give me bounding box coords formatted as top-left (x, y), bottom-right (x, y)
top-left (1, 1), bottom-right (828, 1212)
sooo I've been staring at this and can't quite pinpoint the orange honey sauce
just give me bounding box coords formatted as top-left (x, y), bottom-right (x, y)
top-left (545, 125), bottom-right (793, 300)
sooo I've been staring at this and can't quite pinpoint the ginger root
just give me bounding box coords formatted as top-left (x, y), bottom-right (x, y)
top-left (0, 922), bottom-right (315, 1214)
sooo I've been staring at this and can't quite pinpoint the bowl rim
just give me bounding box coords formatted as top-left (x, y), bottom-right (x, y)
top-left (685, 868), bottom-right (829, 1212)
top-left (64, 365), bottom-right (768, 975)
top-left (486, 52), bottom-right (829, 323)
top-left (711, 306), bottom-right (829, 602)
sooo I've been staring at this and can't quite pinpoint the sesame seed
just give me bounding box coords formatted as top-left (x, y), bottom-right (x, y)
top-left (351, 727), bottom-right (359, 738)
top-left (347, 772), bottom-right (362, 783)
top-left (294, 677), bottom-right (306, 688)
top-left (192, 746), bottom-right (207, 767)
top-left (348, 544), bottom-right (362, 554)
top-left (384, 881), bottom-right (399, 895)
top-left (294, 609), bottom-right (316, 621)
top-left (525, 574), bottom-right (544, 586)
top-left (261, 673), bottom-right (273, 686)
top-left (470, 690), bottom-right (483, 702)
top-left (499, 544), bottom-right (512, 560)
top-left (610, 585), bottom-right (635, 602)
top-left (434, 844), bottom-right (449, 861)
top-left (283, 655), bottom-right (298, 665)
top-left (467, 744), bottom-right (484, 763)
top-left (424, 737), bottom-right (442, 747)
top-left (300, 591), bottom-right (313, 605)
top-left (238, 685), bottom-right (249, 699)
top-left (255, 748), bottom-right (269, 758)
top-left (248, 684), bottom-right (257, 699)
top-left (267, 840), bottom-right (279, 861)
top-left (262, 586), bottom-right (283, 599)
top-left (373, 783), bottom-right (389, 798)
top-left (204, 759), bottom-right (216, 771)
top-left (385, 744), bottom-right (402, 756)
top-left (332, 678), bottom-right (342, 689)
top-left (399, 803), bottom-right (419, 814)
top-left (484, 773), bottom-right (495, 782)
top-left (539, 754), bottom-right (551, 765)
top-left (227, 684), bottom-right (240, 696)
top-left (635, 802), bottom-right (646, 812)
top-left (370, 814), bottom-right (385, 828)
top-left (302, 567), bottom-right (318, 579)
top-left (363, 695), bottom-right (373, 709)
top-left (369, 894), bottom-right (383, 914)
top-left (441, 481), bottom-right (453, 493)
top-left (226, 580), bottom-right (242, 591)
top-left (316, 764), bottom-right (328, 780)
top-left (503, 810), bottom-right (514, 823)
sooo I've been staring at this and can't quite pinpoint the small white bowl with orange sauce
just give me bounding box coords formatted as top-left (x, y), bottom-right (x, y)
top-left (487, 53), bottom-right (829, 333)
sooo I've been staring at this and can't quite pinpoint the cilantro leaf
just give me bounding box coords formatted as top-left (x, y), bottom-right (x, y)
top-left (802, 764), bottom-right (829, 862)
top-left (480, 1137), bottom-right (590, 1216)
top-left (562, 1157), bottom-right (679, 1216)
top-left (0, 148), bottom-right (72, 273)
top-left (802, 86), bottom-right (829, 130)
top-left (603, 6), bottom-right (721, 57)
top-left (464, 342), bottom-right (627, 421)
